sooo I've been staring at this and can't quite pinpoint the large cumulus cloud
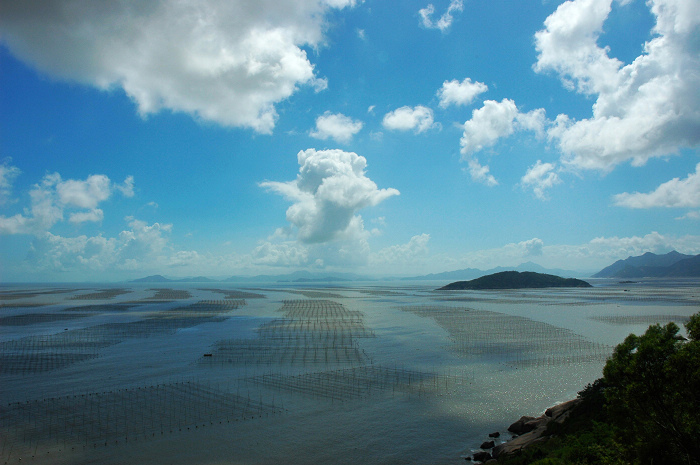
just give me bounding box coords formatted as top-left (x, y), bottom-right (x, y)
top-left (260, 148), bottom-right (399, 244)
top-left (536, 0), bottom-right (700, 170)
top-left (0, 0), bottom-right (358, 133)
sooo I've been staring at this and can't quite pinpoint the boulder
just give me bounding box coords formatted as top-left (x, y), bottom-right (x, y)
top-left (493, 428), bottom-right (547, 458)
top-left (472, 451), bottom-right (492, 462)
top-left (545, 399), bottom-right (581, 423)
top-left (488, 432), bottom-right (500, 438)
top-left (507, 416), bottom-right (537, 435)
top-left (495, 399), bottom-right (583, 458)
top-left (480, 441), bottom-right (495, 449)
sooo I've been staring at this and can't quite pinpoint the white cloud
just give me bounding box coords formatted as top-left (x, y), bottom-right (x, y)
top-left (676, 211), bottom-right (700, 220)
top-left (441, 232), bottom-right (700, 272)
top-left (323, 0), bottom-right (361, 7)
top-left (27, 217), bottom-right (172, 272)
top-left (585, 231), bottom-right (700, 260)
top-left (459, 99), bottom-right (546, 185)
top-left (370, 233), bottom-right (430, 266)
top-left (0, 0), bottom-right (358, 134)
top-left (0, 159), bottom-right (21, 206)
top-left (613, 162), bottom-right (700, 208)
top-left (0, 172), bottom-right (134, 235)
top-left (309, 112), bottom-right (364, 143)
top-left (260, 148), bottom-right (399, 244)
top-left (516, 108), bottom-right (547, 139)
top-left (69, 209), bottom-right (105, 224)
top-left (0, 174), bottom-right (63, 235)
top-left (17, 215), bottom-right (279, 279)
top-left (419, 0), bottom-right (464, 32)
top-left (465, 159), bottom-right (498, 187)
top-left (521, 237), bottom-right (545, 256)
top-left (167, 250), bottom-right (202, 267)
top-left (382, 106), bottom-right (437, 133)
top-left (116, 175), bottom-right (135, 197)
top-left (56, 175), bottom-right (112, 209)
top-left (252, 241), bottom-right (310, 266)
top-left (521, 160), bottom-right (562, 200)
top-left (440, 238), bottom-right (548, 271)
top-left (536, 0), bottom-right (700, 171)
top-left (117, 218), bottom-right (173, 268)
top-left (534, 0), bottom-right (622, 96)
top-left (437, 78), bottom-right (488, 108)
top-left (461, 99), bottom-right (519, 154)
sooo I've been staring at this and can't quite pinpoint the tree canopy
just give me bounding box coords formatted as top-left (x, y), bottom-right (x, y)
top-left (602, 313), bottom-right (700, 464)
top-left (498, 313), bottom-right (700, 465)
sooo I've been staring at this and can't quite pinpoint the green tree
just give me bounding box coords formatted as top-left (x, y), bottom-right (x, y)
top-left (602, 315), bottom-right (700, 464)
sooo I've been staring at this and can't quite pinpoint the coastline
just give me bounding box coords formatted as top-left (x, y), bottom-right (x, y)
top-left (466, 398), bottom-right (581, 463)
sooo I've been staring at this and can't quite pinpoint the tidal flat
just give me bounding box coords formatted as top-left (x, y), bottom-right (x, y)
top-left (1, 280), bottom-right (698, 464)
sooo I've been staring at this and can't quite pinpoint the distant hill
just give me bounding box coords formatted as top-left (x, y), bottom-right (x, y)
top-left (438, 271), bottom-right (592, 290)
top-left (592, 251), bottom-right (699, 278)
top-left (404, 262), bottom-right (585, 281)
top-left (130, 275), bottom-right (217, 283)
top-left (175, 276), bottom-right (217, 283)
top-left (130, 275), bottom-right (172, 283)
top-left (224, 270), bottom-right (369, 283)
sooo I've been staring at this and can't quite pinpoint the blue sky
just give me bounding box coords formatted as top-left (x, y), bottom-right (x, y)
top-left (1, 0), bottom-right (699, 281)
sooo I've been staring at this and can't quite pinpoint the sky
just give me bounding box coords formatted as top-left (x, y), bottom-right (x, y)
top-left (1, 0), bottom-right (699, 282)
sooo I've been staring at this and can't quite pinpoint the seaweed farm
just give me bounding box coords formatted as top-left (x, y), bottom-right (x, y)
top-left (1, 280), bottom-right (698, 464)
top-left (400, 306), bottom-right (611, 368)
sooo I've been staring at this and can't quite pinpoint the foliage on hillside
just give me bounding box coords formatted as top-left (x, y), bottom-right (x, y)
top-left (497, 313), bottom-right (700, 465)
top-left (439, 271), bottom-right (591, 290)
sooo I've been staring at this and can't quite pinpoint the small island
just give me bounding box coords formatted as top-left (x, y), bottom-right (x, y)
top-left (438, 271), bottom-right (592, 290)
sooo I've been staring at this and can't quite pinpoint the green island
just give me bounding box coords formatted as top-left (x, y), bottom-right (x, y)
top-left (478, 312), bottom-right (700, 465)
top-left (438, 271), bottom-right (592, 291)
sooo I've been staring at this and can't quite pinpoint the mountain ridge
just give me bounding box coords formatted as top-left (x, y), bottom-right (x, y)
top-left (592, 251), bottom-right (700, 278)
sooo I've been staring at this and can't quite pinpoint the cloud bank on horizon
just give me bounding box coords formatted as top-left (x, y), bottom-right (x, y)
top-left (0, 0), bottom-right (699, 280)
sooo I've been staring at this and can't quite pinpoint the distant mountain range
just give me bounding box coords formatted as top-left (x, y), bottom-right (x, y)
top-left (129, 263), bottom-right (586, 284)
top-left (222, 270), bottom-right (367, 283)
top-left (438, 271), bottom-right (592, 290)
top-left (128, 252), bottom-right (700, 284)
top-left (592, 251), bottom-right (700, 278)
top-left (130, 275), bottom-right (218, 283)
top-left (129, 271), bottom-right (367, 283)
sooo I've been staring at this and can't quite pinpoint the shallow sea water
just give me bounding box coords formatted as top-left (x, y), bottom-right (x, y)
top-left (1, 279), bottom-right (698, 464)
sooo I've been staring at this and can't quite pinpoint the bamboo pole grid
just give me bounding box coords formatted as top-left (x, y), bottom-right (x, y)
top-left (245, 365), bottom-right (470, 402)
top-left (400, 306), bottom-right (614, 368)
top-left (0, 380), bottom-right (282, 461)
top-left (0, 300), bottom-right (245, 375)
top-left (199, 299), bottom-right (374, 367)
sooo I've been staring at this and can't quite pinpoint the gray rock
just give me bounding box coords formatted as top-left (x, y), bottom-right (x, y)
top-left (495, 399), bottom-right (583, 458)
top-left (507, 415), bottom-right (537, 435)
top-left (472, 451), bottom-right (492, 462)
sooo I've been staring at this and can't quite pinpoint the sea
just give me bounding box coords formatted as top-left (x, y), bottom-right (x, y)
top-left (1, 279), bottom-right (698, 464)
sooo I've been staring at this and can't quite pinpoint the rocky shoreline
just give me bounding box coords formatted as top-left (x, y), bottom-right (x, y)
top-left (465, 399), bottom-right (581, 464)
